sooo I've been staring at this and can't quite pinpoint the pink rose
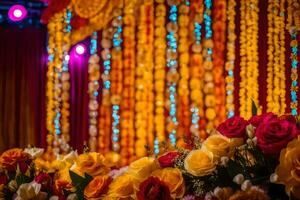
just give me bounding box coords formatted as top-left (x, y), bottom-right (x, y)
top-left (256, 118), bottom-right (300, 158)
top-left (217, 116), bottom-right (248, 138)
top-left (158, 152), bottom-right (181, 168)
top-left (249, 113), bottom-right (277, 127)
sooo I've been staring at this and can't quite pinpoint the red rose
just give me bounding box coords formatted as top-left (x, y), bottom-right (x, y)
top-left (217, 116), bottom-right (248, 138)
top-left (137, 176), bottom-right (172, 200)
top-left (35, 172), bottom-right (52, 190)
top-left (158, 152), bottom-right (181, 168)
top-left (0, 173), bottom-right (8, 185)
top-left (249, 113), bottom-right (277, 127)
top-left (256, 118), bottom-right (300, 158)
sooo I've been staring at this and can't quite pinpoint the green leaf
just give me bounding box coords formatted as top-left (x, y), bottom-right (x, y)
top-left (69, 170), bottom-right (86, 186)
top-left (69, 171), bottom-right (93, 200)
top-left (16, 174), bottom-right (32, 186)
top-left (252, 100), bottom-right (257, 116)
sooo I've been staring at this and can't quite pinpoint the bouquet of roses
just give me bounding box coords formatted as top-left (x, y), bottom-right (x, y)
top-left (1, 112), bottom-right (300, 200)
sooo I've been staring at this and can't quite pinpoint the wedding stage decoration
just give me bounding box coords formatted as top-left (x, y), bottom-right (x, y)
top-left (40, 0), bottom-right (300, 166)
top-left (1, 112), bottom-right (300, 199)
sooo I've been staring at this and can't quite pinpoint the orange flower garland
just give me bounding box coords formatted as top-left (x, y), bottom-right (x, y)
top-left (203, 0), bottom-right (215, 132)
top-left (212, 0), bottom-right (226, 125)
top-left (135, 0), bottom-right (154, 157)
top-left (153, 0), bottom-right (167, 153)
top-left (225, 0), bottom-right (236, 118)
top-left (189, 0), bottom-right (205, 139)
top-left (120, 0), bottom-right (137, 165)
top-left (178, 0), bottom-right (191, 146)
top-left (98, 28), bottom-right (113, 154)
top-left (110, 7), bottom-right (124, 152)
top-left (88, 32), bottom-right (100, 151)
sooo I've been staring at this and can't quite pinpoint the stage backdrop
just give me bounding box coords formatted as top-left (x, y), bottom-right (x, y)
top-left (0, 0), bottom-right (299, 153)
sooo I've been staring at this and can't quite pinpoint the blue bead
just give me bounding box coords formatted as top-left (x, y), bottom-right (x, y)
top-left (292, 109), bottom-right (298, 116)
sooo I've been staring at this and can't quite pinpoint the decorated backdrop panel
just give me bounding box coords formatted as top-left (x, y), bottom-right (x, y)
top-left (43, 0), bottom-right (300, 165)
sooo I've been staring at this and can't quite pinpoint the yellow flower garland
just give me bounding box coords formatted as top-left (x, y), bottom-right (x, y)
top-left (267, 0), bottom-right (286, 115)
top-left (46, 11), bottom-right (70, 154)
top-left (239, 0), bottom-right (259, 119)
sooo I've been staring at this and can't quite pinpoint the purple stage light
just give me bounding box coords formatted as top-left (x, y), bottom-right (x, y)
top-left (8, 5), bottom-right (27, 22)
top-left (75, 44), bottom-right (86, 55)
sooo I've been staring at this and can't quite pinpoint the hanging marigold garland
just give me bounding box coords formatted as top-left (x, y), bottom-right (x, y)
top-left (266, 0), bottom-right (286, 115)
top-left (135, 0), bottom-right (154, 157)
top-left (110, 9), bottom-right (124, 153)
top-left (224, 0), bottom-right (236, 118)
top-left (46, 14), bottom-right (57, 154)
top-left (120, 0), bottom-right (137, 164)
top-left (177, 0), bottom-right (191, 147)
top-left (145, 0), bottom-right (155, 152)
top-left (212, 0), bottom-right (226, 125)
top-left (88, 32), bottom-right (101, 151)
top-left (153, 0), bottom-right (167, 154)
top-left (189, 0), bottom-right (205, 139)
top-left (203, 0), bottom-right (214, 131)
top-left (287, 0), bottom-right (300, 116)
top-left (46, 10), bottom-right (71, 154)
top-left (98, 28), bottom-right (113, 153)
top-left (239, 0), bottom-right (259, 119)
top-left (60, 9), bottom-right (72, 148)
top-left (166, 0), bottom-right (180, 146)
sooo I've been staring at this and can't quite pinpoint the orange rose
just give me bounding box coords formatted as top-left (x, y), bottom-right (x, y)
top-left (0, 148), bottom-right (30, 172)
top-left (151, 168), bottom-right (185, 199)
top-left (276, 136), bottom-right (300, 198)
top-left (228, 187), bottom-right (269, 200)
top-left (53, 179), bottom-right (73, 198)
top-left (71, 152), bottom-right (110, 177)
top-left (84, 175), bottom-right (112, 199)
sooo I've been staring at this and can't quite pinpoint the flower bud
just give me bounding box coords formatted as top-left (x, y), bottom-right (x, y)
top-left (270, 173), bottom-right (278, 183)
top-left (233, 174), bottom-right (244, 185)
top-left (241, 180), bottom-right (252, 191)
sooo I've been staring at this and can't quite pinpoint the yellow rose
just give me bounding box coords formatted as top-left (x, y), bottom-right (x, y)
top-left (151, 168), bottom-right (185, 198)
top-left (104, 174), bottom-right (135, 200)
top-left (184, 150), bottom-right (216, 176)
top-left (127, 157), bottom-right (160, 181)
top-left (71, 152), bottom-right (110, 177)
top-left (202, 135), bottom-right (231, 161)
top-left (276, 136), bottom-right (300, 198)
top-left (84, 175), bottom-right (112, 199)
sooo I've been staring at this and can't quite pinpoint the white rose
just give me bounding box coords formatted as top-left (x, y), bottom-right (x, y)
top-left (24, 147), bottom-right (44, 159)
top-left (15, 182), bottom-right (47, 200)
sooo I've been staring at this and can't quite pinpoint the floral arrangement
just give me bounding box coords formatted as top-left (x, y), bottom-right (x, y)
top-left (1, 112), bottom-right (300, 200)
